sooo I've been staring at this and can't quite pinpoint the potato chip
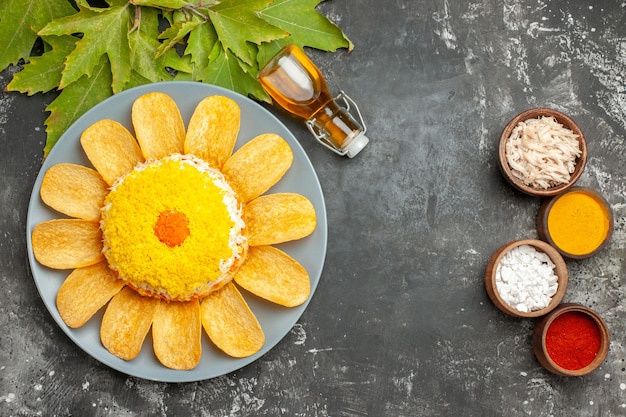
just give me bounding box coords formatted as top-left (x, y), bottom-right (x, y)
top-left (32, 219), bottom-right (103, 269)
top-left (234, 246), bottom-right (310, 307)
top-left (200, 282), bottom-right (264, 358)
top-left (80, 119), bottom-right (144, 186)
top-left (245, 193), bottom-right (316, 246)
top-left (132, 92), bottom-right (185, 160)
top-left (185, 95), bottom-right (240, 169)
top-left (40, 163), bottom-right (109, 221)
top-left (101, 286), bottom-right (160, 360)
top-left (222, 134), bottom-right (293, 203)
top-left (57, 261), bottom-right (125, 328)
top-left (152, 300), bottom-right (201, 370)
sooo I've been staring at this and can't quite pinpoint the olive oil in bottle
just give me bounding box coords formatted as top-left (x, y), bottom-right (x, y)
top-left (258, 45), bottom-right (369, 158)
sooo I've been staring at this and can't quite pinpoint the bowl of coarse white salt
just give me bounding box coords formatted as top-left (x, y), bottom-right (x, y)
top-left (485, 239), bottom-right (568, 318)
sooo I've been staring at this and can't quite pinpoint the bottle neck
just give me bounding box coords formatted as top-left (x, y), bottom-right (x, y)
top-left (308, 99), bottom-right (364, 151)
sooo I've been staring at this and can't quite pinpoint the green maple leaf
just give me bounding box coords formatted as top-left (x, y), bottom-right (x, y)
top-left (199, 46), bottom-right (269, 101)
top-left (184, 19), bottom-right (219, 80)
top-left (130, 29), bottom-right (193, 82)
top-left (129, 7), bottom-right (193, 81)
top-left (208, 0), bottom-right (288, 66)
top-left (38, 3), bottom-right (133, 94)
top-left (0, 0), bottom-right (76, 70)
top-left (256, 0), bottom-right (353, 52)
top-left (7, 35), bottom-right (77, 95)
top-left (156, 18), bottom-right (202, 58)
top-left (44, 55), bottom-right (114, 156)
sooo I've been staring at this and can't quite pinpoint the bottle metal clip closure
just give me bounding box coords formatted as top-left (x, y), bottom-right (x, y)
top-left (305, 91), bottom-right (368, 157)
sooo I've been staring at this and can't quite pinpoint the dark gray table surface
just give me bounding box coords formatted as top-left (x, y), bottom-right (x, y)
top-left (2, 1), bottom-right (626, 416)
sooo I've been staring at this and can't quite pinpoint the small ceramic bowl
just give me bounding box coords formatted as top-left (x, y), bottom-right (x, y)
top-left (498, 108), bottom-right (588, 197)
top-left (485, 239), bottom-right (568, 318)
top-left (537, 187), bottom-right (613, 260)
top-left (532, 303), bottom-right (610, 376)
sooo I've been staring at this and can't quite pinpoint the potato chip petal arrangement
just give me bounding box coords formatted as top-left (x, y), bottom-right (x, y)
top-left (31, 92), bottom-right (317, 370)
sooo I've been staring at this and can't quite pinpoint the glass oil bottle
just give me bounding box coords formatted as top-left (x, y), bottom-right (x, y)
top-left (258, 44), bottom-right (369, 158)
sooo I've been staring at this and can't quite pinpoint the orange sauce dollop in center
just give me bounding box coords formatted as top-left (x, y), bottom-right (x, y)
top-left (154, 210), bottom-right (190, 247)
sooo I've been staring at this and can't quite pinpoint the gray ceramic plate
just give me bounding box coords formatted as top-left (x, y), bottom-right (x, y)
top-left (26, 82), bottom-right (327, 382)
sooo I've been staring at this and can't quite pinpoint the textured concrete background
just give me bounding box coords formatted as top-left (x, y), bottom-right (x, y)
top-left (2, 0), bottom-right (626, 416)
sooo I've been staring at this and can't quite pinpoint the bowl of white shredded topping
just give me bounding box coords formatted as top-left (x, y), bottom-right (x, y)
top-left (498, 108), bottom-right (588, 197)
top-left (485, 239), bottom-right (568, 318)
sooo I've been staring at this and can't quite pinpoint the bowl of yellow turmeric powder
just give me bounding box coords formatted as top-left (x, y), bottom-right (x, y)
top-left (498, 108), bottom-right (588, 197)
top-left (536, 187), bottom-right (613, 259)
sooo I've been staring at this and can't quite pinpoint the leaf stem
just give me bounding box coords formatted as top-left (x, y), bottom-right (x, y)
top-left (130, 5), bottom-right (141, 34)
top-left (181, 4), bottom-right (215, 21)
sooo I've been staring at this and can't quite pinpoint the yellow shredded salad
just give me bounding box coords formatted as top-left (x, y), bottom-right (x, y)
top-left (101, 155), bottom-right (246, 301)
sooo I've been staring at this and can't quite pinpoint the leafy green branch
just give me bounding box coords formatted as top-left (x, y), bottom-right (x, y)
top-left (0, 0), bottom-right (352, 155)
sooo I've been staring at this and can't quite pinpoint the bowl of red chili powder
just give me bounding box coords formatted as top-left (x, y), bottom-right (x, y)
top-left (533, 303), bottom-right (610, 376)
